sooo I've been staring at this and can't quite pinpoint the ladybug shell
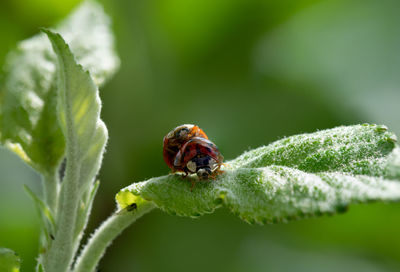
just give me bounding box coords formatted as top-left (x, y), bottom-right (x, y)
top-left (173, 137), bottom-right (223, 176)
top-left (163, 124), bottom-right (208, 170)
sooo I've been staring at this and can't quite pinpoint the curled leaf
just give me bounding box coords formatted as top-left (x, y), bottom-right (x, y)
top-left (116, 124), bottom-right (400, 224)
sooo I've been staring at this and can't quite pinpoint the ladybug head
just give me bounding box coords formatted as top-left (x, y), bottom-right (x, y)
top-left (174, 125), bottom-right (192, 140)
top-left (165, 124), bottom-right (194, 144)
top-left (197, 167), bottom-right (212, 179)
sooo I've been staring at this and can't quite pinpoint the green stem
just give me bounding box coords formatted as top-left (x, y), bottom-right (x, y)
top-left (42, 170), bottom-right (60, 214)
top-left (30, 173), bottom-right (58, 272)
top-left (44, 101), bottom-right (82, 272)
top-left (37, 171), bottom-right (59, 264)
top-left (43, 158), bottom-right (81, 272)
top-left (73, 201), bottom-right (156, 272)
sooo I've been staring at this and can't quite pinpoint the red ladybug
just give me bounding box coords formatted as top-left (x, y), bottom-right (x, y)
top-left (163, 124), bottom-right (208, 170)
top-left (173, 137), bottom-right (224, 179)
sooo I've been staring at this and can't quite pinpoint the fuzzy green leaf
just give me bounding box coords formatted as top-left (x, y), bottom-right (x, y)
top-left (0, 0), bottom-right (118, 174)
top-left (42, 30), bottom-right (107, 271)
top-left (43, 29), bottom-right (105, 168)
top-left (0, 248), bottom-right (21, 272)
top-left (116, 124), bottom-right (400, 224)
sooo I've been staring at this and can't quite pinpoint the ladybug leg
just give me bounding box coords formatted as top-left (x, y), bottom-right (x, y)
top-left (208, 171), bottom-right (217, 180)
top-left (212, 171), bottom-right (221, 179)
top-left (208, 165), bottom-right (224, 180)
top-left (181, 172), bottom-right (188, 179)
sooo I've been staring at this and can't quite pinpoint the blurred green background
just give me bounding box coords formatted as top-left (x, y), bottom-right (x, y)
top-left (1, 0), bottom-right (400, 271)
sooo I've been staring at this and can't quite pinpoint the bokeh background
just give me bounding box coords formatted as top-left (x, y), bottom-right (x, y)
top-left (1, 0), bottom-right (400, 271)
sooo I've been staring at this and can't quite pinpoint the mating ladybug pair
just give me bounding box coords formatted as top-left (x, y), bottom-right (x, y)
top-left (163, 124), bottom-right (224, 181)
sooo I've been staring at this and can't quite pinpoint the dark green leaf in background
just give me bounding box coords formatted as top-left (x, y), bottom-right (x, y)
top-left (254, 0), bottom-right (400, 134)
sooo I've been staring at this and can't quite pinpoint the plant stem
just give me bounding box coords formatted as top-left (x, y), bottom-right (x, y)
top-left (42, 170), bottom-right (59, 214)
top-left (43, 158), bottom-right (81, 272)
top-left (44, 109), bottom-right (82, 272)
top-left (73, 201), bottom-right (156, 272)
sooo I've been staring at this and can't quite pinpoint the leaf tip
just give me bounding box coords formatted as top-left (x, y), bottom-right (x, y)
top-left (40, 28), bottom-right (60, 43)
top-left (116, 190), bottom-right (140, 210)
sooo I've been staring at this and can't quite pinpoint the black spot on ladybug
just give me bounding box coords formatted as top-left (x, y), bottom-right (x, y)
top-left (203, 157), bottom-right (210, 166)
top-left (181, 148), bottom-right (189, 162)
top-left (191, 156), bottom-right (210, 170)
top-left (196, 144), bottom-right (201, 155)
top-left (167, 146), bottom-right (179, 154)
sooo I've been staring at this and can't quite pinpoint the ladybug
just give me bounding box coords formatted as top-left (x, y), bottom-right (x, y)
top-left (173, 137), bottom-right (224, 179)
top-left (163, 124), bottom-right (208, 171)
